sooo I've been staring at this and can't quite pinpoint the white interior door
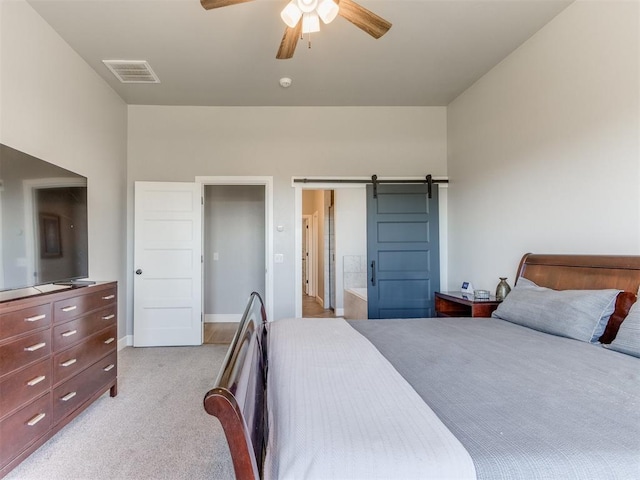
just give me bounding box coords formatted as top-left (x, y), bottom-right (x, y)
top-left (303, 215), bottom-right (314, 296)
top-left (302, 216), bottom-right (308, 295)
top-left (134, 181), bottom-right (202, 346)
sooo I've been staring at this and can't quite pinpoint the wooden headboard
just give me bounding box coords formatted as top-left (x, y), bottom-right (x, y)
top-left (516, 253), bottom-right (640, 292)
top-left (517, 253), bottom-right (640, 344)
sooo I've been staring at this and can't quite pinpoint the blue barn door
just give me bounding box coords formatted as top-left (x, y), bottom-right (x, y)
top-left (367, 184), bottom-right (440, 319)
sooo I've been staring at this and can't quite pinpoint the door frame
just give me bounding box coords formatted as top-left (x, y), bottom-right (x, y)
top-left (302, 215), bottom-right (313, 296)
top-left (196, 176), bottom-right (274, 322)
top-left (293, 177), bottom-right (448, 318)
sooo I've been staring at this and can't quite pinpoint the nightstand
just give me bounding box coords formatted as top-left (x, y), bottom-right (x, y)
top-left (435, 291), bottom-right (502, 318)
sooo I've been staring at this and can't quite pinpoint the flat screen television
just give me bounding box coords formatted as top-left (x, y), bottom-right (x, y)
top-left (0, 144), bottom-right (89, 293)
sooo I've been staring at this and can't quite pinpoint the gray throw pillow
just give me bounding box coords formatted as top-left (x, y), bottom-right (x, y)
top-left (606, 301), bottom-right (640, 357)
top-left (492, 277), bottom-right (620, 343)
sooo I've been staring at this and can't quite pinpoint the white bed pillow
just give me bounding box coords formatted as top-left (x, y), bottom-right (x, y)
top-left (606, 300), bottom-right (640, 357)
top-left (491, 277), bottom-right (620, 343)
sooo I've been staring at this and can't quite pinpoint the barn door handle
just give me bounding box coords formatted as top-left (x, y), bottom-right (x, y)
top-left (370, 261), bottom-right (376, 286)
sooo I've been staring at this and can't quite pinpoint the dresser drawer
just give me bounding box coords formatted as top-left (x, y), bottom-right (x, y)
top-left (0, 359), bottom-right (51, 419)
top-left (53, 351), bottom-right (117, 424)
top-left (0, 393), bottom-right (51, 466)
top-left (53, 306), bottom-right (117, 351)
top-left (0, 303), bottom-right (51, 342)
top-left (53, 287), bottom-right (117, 324)
top-left (0, 330), bottom-right (51, 377)
top-left (53, 325), bottom-right (117, 385)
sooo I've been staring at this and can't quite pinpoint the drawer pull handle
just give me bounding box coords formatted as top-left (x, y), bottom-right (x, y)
top-left (27, 413), bottom-right (46, 427)
top-left (102, 314), bottom-right (115, 320)
top-left (24, 342), bottom-right (46, 352)
top-left (61, 391), bottom-right (77, 402)
top-left (62, 329), bottom-right (78, 337)
top-left (27, 375), bottom-right (46, 386)
top-left (25, 314), bottom-right (46, 322)
top-left (104, 337), bottom-right (115, 345)
top-left (60, 358), bottom-right (77, 367)
top-left (61, 305), bottom-right (77, 312)
top-left (103, 364), bottom-right (115, 372)
top-left (102, 295), bottom-right (115, 300)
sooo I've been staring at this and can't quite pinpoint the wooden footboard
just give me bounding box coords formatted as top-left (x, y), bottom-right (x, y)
top-left (203, 292), bottom-right (268, 480)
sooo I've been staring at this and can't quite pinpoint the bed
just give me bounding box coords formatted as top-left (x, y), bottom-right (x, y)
top-left (204, 253), bottom-right (640, 480)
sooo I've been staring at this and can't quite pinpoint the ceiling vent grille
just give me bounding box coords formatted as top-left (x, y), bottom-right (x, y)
top-left (102, 60), bottom-right (160, 84)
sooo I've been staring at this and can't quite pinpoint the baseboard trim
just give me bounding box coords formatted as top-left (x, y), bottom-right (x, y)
top-left (205, 314), bottom-right (242, 323)
top-left (118, 335), bottom-right (132, 351)
top-left (335, 308), bottom-right (344, 317)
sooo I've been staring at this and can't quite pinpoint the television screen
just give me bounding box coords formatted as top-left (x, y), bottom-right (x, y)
top-left (0, 144), bottom-right (88, 291)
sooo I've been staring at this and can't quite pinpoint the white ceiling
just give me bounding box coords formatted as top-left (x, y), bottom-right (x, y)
top-left (27, 0), bottom-right (573, 106)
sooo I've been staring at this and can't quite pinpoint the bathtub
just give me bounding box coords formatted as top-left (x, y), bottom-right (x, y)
top-left (344, 287), bottom-right (368, 320)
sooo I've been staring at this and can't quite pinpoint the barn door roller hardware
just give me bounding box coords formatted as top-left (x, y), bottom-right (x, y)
top-left (294, 175), bottom-right (446, 199)
top-left (372, 174), bottom-right (437, 199)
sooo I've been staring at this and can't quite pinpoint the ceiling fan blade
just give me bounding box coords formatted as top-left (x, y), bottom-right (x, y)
top-left (276, 21), bottom-right (302, 60)
top-left (200, 0), bottom-right (254, 10)
top-left (337, 0), bottom-right (391, 39)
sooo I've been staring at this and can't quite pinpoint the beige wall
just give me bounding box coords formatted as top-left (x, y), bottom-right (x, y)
top-left (0, 1), bottom-right (128, 341)
top-left (128, 106), bottom-right (447, 320)
top-left (447, 0), bottom-right (640, 293)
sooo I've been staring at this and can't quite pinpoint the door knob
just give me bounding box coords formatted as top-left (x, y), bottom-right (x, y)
top-left (135, 269), bottom-right (142, 275)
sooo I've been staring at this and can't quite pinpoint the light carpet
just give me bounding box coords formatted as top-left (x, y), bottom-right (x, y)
top-left (5, 345), bottom-right (235, 480)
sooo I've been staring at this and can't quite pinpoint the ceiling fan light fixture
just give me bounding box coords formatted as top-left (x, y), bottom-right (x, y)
top-left (281, 1), bottom-right (302, 28)
top-left (302, 12), bottom-right (320, 34)
top-left (317, 0), bottom-right (339, 24)
top-left (298, 0), bottom-right (318, 14)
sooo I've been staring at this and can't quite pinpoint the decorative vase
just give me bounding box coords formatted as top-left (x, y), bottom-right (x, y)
top-left (496, 277), bottom-right (511, 301)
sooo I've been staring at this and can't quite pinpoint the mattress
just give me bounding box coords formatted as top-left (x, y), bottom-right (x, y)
top-left (350, 317), bottom-right (640, 479)
top-left (265, 318), bottom-right (476, 480)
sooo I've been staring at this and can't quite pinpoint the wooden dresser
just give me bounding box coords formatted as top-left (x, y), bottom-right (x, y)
top-left (0, 282), bottom-right (118, 477)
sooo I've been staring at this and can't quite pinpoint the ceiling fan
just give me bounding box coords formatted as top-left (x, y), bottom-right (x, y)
top-left (200, 0), bottom-right (392, 59)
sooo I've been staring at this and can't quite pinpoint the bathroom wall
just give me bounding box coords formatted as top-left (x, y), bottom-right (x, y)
top-left (343, 255), bottom-right (367, 291)
top-left (334, 188), bottom-right (367, 315)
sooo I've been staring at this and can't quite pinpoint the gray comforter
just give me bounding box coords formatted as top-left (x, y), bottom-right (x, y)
top-left (350, 317), bottom-right (640, 479)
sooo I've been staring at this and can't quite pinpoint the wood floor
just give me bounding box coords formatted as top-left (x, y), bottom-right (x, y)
top-left (204, 295), bottom-right (336, 345)
top-left (303, 294), bottom-right (337, 318)
top-left (203, 323), bottom-right (237, 344)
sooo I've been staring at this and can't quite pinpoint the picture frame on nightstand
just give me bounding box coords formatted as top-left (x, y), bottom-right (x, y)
top-left (460, 281), bottom-right (474, 298)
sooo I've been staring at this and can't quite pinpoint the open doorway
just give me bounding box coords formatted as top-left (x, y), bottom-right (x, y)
top-left (297, 186), bottom-right (367, 319)
top-left (302, 190), bottom-right (336, 318)
top-left (204, 184), bottom-right (265, 326)
top-left (196, 175), bottom-right (273, 344)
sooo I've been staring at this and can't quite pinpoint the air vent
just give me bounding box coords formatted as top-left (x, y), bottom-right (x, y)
top-left (102, 60), bottom-right (160, 84)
